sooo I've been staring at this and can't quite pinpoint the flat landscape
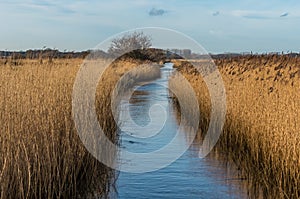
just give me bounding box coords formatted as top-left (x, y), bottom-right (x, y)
top-left (0, 53), bottom-right (299, 198)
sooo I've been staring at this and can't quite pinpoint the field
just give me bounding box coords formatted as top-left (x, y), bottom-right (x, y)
top-left (0, 57), bottom-right (160, 198)
top-left (170, 55), bottom-right (300, 198)
top-left (1, 54), bottom-right (299, 198)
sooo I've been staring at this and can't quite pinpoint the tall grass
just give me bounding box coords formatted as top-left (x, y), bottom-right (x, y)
top-left (0, 58), bottom-right (159, 198)
top-left (169, 55), bottom-right (300, 198)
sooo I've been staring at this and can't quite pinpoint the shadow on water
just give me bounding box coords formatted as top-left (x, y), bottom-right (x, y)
top-left (110, 63), bottom-right (250, 199)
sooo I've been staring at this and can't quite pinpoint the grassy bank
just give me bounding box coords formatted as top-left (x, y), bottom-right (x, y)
top-left (0, 58), bottom-right (160, 198)
top-left (170, 55), bottom-right (300, 198)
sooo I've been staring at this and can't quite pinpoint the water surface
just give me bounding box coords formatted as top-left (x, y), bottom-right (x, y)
top-left (112, 63), bottom-right (248, 199)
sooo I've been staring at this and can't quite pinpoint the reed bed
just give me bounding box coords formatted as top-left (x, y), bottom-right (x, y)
top-left (0, 57), bottom-right (159, 198)
top-left (169, 55), bottom-right (300, 198)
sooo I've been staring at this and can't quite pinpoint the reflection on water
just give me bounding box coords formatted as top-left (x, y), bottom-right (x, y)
top-left (129, 90), bottom-right (150, 104)
top-left (112, 63), bottom-right (248, 198)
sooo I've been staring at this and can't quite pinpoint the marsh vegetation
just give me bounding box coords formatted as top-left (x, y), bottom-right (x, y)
top-left (170, 54), bottom-right (300, 198)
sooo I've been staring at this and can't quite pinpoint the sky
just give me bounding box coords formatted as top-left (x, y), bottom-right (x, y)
top-left (1, 0), bottom-right (300, 53)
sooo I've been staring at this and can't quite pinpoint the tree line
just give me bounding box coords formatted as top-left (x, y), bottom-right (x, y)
top-left (0, 49), bottom-right (110, 59)
top-left (1, 31), bottom-right (298, 61)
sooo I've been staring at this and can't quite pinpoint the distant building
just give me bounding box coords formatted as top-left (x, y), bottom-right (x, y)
top-left (182, 49), bottom-right (192, 57)
top-left (169, 49), bottom-right (192, 58)
top-left (241, 52), bottom-right (251, 55)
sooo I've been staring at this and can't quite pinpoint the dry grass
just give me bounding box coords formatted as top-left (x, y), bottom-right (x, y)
top-left (170, 55), bottom-right (300, 198)
top-left (0, 58), bottom-right (158, 198)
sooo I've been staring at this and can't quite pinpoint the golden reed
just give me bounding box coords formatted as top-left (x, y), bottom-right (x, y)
top-left (170, 54), bottom-right (300, 199)
top-left (0, 58), bottom-right (160, 198)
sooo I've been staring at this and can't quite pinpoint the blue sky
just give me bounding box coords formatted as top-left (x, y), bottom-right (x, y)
top-left (1, 0), bottom-right (300, 53)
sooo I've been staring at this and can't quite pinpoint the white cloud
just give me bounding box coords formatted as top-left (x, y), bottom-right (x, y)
top-left (280, 12), bottom-right (289, 17)
top-left (231, 10), bottom-right (276, 19)
top-left (1, 0), bottom-right (300, 52)
top-left (231, 10), bottom-right (299, 19)
top-left (149, 8), bottom-right (167, 16)
top-left (212, 11), bottom-right (220, 16)
top-left (209, 30), bottom-right (223, 36)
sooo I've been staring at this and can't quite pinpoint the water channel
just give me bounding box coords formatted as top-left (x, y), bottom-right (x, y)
top-left (111, 63), bottom-right (248, 199)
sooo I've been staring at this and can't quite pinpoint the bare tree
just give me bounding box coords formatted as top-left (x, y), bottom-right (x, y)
top-left (108, 32), bottom-right (152, 58)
